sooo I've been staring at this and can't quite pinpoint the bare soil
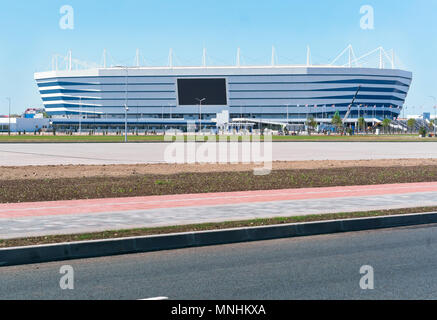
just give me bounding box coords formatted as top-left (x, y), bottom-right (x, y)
top-left (1, 158), bottom-right (437, 181)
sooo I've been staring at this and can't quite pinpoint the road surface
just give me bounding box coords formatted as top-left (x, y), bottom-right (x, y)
top-left (2, 224), bottom-right (437, 299)
top-left (1, 182), bottom-right (437, 239)
top-left (0, 142), bottom-right (436, 166)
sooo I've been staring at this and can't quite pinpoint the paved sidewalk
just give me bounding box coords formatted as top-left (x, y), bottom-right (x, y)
top-left (1, 182), bottom-right (437, 239)
top-left (1, 142), bottom-right (437, 166)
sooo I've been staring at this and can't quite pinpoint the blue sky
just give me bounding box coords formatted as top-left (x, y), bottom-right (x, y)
top-left (0, 0), bottom-right (436, 115)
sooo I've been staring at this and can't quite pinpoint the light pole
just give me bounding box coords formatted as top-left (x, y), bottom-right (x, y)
top-left (124, 66), bottom-right (128, 142)
top-left (6, 97), bottom-right (11, 136)
top-left (196, 98), bottom-right (206, 133)
top-left (434, 105), bottom-right (437, 137)
top-left (79, 97), bottom-right (82, 135)
top-left (286, 104), bottom-right (289, 124)
top-left (168, 102), bottom-right (173, 119)
top-left (429, 96), bottom-right (436, 136)
top-left (124, 104), bottom-right (129, 143)
top-left (357, 105), bottom-right (360, 133)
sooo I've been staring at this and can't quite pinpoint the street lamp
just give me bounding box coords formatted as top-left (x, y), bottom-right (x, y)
top-left (195, 98), bottom-right (206, 133)
top-left (124, 104), bottom-right (129, 143)
top-left (434, 105), bottom-right (437, 137)
top-left (79, 96), bottom-right (82, 135)
top-left (286, 104), bottom-right (289, 123)
top-left (6, 97), bottom-right (11, 136)
top-left (168, 102), bottom-right (173, 119)
top-left (429, 96), bottom-right (436, 136)
top-left (124, 66), bottom-right (129, 142)
top-left (357, 105), bottom-right (360, 133)
top-left (113, 65), bottom-right (130, 141)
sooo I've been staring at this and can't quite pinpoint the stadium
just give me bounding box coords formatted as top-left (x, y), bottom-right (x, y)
top-left (34, 46), bottom-right (412, 133)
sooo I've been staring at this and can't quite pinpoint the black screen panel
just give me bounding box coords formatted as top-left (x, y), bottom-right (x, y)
top-left (177, 78), bottom-right (227, 105)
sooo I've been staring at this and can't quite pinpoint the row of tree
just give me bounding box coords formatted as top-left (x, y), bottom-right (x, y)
top-left (304, 111), bottom-right (436, 135)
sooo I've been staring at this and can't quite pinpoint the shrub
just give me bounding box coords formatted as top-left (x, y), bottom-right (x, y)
top-left (419, 126), bottom-right (427, 137)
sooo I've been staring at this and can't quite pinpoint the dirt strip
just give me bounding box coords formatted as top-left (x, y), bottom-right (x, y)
top-left (1, 158), bottom-right (437, 181)
top-left (1, 164), bottom-right (437, 203)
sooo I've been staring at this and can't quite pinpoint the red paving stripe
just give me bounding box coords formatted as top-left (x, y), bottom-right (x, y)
top-left (1, 182), bottom-right (437, 219)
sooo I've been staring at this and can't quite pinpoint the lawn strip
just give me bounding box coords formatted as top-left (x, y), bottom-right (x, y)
top-left (0, 134), bottom-right (436, 143)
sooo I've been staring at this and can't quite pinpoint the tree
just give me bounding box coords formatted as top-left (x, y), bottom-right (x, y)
top-left (430, 119), bottom-right (437, 137)
top-left (284, 126), bottom-right (289, 136)
top-left (331, 111), bottom-right (343, 133)
top-left (306, 116), bottom-right (317, 136)
top-left (407, 118), bottom-right (416, 133)
top-left (419, 126), bottom-right (428, 137)
top-left (358, 117), bottom-right (366, 133)
top-left (382, 118), bottom-right (391, 134)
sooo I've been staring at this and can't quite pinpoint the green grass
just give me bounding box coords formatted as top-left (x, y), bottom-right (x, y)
top-left (1, 205), bottom-right (437, 248)
top-left (270, 134), bottom-right (426, 141)
top-left (0, 133), bottom-right (435, 143)
top-left (0, 134), bottom-right (165, 142)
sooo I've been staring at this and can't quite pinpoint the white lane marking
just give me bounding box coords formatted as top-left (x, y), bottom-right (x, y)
top-left (139, 296), bottom-right (169, 300)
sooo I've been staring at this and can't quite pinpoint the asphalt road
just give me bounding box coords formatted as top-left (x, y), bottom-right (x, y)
top-left (2, 224), bottom-right (437, 300)
top-left (1, 142), bottom-right (437, 166)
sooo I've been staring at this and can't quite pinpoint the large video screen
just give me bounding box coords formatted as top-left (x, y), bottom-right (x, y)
top-left (177, 78), bottom-right (227, 105)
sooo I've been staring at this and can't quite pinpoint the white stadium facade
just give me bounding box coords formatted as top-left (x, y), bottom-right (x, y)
top-left (34, 46), bottom-right (412, 133)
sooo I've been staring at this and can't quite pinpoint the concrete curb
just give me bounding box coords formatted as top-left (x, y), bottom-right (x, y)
top-left (1, 211), bottom-right (437, 267)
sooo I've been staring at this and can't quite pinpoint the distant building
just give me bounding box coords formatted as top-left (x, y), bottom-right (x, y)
top-left (23, 108), bottom-right (45, 119)
top-left (34, 46), bottom-right (412, 132)
top-left (0, 117), bottom-right (50, 133)
top-left (407, 113), bottom-right (436, 120)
